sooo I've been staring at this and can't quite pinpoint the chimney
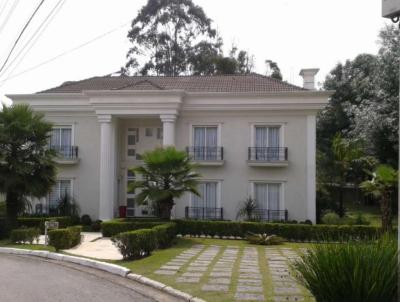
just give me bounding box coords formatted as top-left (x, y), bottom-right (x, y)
top-left (299, 68), bottom-right (319, 90)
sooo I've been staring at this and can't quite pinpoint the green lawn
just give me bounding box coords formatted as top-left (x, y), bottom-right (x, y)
top-left (115, 237), bottom-right (314, 302)
top-left (0, 239), bottom-right (56, 252)
top-left (344, 202), bottom-right (398, 227)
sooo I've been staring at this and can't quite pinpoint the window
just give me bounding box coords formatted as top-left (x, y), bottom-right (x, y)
top-left (157, 128), bottom-right (163, 140)
top-left (126, 171), bottom-right (135, 217)
top-left (193, 126), bottom-right (218, 160)
top-left (145, 128), bottom-right (153, 137)
top-left (254, 126), bottom-right (281, 160)
top-left (50, 126), bottom-right (72, 158)
top-left (254, 183), bottom-right (282, 220)
top-left (190, 182), bottom-right (221, 219)
top-left (127, 128), bottom-right (138, 158)
top-left (48, 179), bottom-right (72, 212)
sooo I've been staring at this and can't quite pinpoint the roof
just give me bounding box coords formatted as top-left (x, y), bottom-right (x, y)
top-left (38, 73), bottom-right (306, 94)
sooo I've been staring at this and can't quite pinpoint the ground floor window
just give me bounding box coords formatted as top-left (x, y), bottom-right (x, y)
top-left (189, 181), bottom-right (221, 219)
top-left (253, 182), bottom-right (283, 220)
top-left (48, 179), bottom-right (72, 213)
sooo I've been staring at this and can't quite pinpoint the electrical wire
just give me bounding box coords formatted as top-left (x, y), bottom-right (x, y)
top-left (0, 0), bottom-right (46, 75)
top-left (0, 0), bottom-right (10, 21)
top-left (0, 0), bottom-right (66, 78)
top-left (0, 0), bottom-right (19, 36)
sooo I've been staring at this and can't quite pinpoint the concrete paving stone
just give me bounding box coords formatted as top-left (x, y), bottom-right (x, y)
top-left (212, 268), bottom-right (233, 273)
top-left (202, 284), bottom-right (229, 292)
top-left (182, 272), bottom-right (203, 277)
top-left (272, 275), bottom-right (294, 282)
top-left (210, 271), bottom-right (232, 277)
top-left (208, 278), bottom-right (231, 285)
top-left (273, 296), bottom-right (304, 302)
top-left (269, 257), bottom-right (288, 261)
top-left (234, 293), bottom-right (265, 301)
top-left (268, 263), bottom-right (288, 268)
top-left (270, 271), bottom-right (290, 277)
top-left (176, 277), bottom-right (200, 283)
top-left (238, 279), bottom-right (262, 285)
top-left (274, 287), bottom-right (302, 295)
top-left (160, 265), bottom-right (181, 270)
top-left (187, 266), bottom-right (208, 272)
top-left (239, 268), bottom-right (260, 273)
top-left (272, 281), bottom-right (298, 288)
top-left (237, 285), bottom-right (263, 293)
top-left (269, 268), bottom-right (289, 273)
top-left (155, 269), bottom-right (177, 275)
top-left (239, 273), bottom-right (262, 279)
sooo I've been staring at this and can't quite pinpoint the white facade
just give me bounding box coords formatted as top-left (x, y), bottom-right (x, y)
top-left (9, 80), bottom-right (329, 223)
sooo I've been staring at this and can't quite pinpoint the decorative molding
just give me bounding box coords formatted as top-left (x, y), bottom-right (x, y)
top-left (97, 114), bottom-right (113, 123)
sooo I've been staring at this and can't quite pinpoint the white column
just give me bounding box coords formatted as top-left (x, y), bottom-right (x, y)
top-left (98, 115), bottom-right (116, 220)
top-left (160, 114), bottom-right (176, 146)
top-left (306, 115), bottom-right (316, 223)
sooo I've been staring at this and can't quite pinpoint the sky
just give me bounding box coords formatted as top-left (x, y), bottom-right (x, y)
top-left (0, 0), bottom-right (393, 104)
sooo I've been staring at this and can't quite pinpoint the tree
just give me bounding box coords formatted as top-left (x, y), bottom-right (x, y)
top-left (360, 165), bottom-right (398, 232)
top-left (0, 104), bottom-right (57, 229)
top-left (265, 60), bottom-right (282, 80)
top-left (123, 0), bottom-right (220, 76)
top-left (130, 147), bottom-right (200, 220)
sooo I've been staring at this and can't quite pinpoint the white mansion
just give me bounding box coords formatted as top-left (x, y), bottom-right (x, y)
top-left (9, 70), bottom-right (329, 223)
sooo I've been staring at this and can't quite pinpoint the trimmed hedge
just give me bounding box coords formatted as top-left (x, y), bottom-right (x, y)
top-left (101, 219), bottom-right (166, 237)
top-left (0, 218), bottom-right (7, 239)
top-left (174, 220), bottom-right (385, 242)
top-left (111, 222), bottom-right (177, 259)
top-left (10, 228), bottom-right (40, 244)
top-left (112, 228), bottom-right (158, 259)
top-left (48, 226), bottom-right (82, 251)
top-left (18, 216), bottom-right (76, 233)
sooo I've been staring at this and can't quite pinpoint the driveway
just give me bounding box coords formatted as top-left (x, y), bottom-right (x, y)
top-left (0, 254), bottom-right (181, 302)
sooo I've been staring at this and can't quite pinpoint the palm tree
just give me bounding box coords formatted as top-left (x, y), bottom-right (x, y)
top-left (360, 165), bottom-right (397, 232)
top-left (0, 104), bottom-right (57, 229)
top-left (236, 197), bottom-right (259, 221)
top-left (130, 147), bottom-right (201, 220)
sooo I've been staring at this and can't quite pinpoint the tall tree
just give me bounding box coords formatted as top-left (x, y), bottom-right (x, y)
top-left (123, 0), bottom-right (220, 76)
top-left (130, 147), bottom-right (200, 220)
top-left (265, 60), bottom-right (282, 80)
top-left (0, 104), bottom-right (56, 229)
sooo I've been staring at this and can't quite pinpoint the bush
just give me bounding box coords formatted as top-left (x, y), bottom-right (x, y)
top-left (91, 220), bottom-right (102, 232)
top-left (293, 235), bottom-right (397, 302)
top-left (0, 218), bottom-right (8, 239)
top-left (246, 232), bottom-right (284, 245)
top-left (48, 226), bottom-right (82, 251)
top-left (18, 216), bottom-right (76, 233)
top-left (152, 223), bottom-right (177, 248)
top-left (101, 219), bottom-right (165, 237)
top-left (173, 219), bottom-right (385, 242)
top-left (112, 228), bottom-right (157, 259)
top-left (80, 214), bottom-right (92, 226)
top-left (10, 228), bottom-right (40, 244)
top-left (0, 201), bottom-right (5, 217)
top-left (321, 212), bottom-right (341, 225)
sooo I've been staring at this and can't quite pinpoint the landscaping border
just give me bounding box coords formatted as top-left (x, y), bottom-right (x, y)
top-left (0, 247), bottom-right (205, 302)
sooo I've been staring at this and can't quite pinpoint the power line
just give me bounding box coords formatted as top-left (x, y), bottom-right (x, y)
top-left (0, 0), bottom-right (46, 75)
top-left (0, 0), bottom-right (65, 78)
top-left (0, 21), bottom-right (130, 86)
top-left (0, 0), bottom-right (18, 36)
top-left (0, 0), bottom-right (11, 21)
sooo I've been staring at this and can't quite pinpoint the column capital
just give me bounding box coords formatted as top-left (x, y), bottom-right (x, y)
top-left (160, 114), bottom-right (177, 123)
top-left (97, 114), bottom-right (112, 123)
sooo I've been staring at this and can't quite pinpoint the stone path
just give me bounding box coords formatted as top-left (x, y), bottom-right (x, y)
top-left (155, 245), bottom-right (311, 302)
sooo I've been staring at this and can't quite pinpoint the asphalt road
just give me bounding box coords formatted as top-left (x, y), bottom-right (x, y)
top-left (0, 254), bottom-right (180, 302)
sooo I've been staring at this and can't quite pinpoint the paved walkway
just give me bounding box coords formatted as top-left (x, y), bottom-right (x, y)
top-left (155, 245), bottom-right (311, 302)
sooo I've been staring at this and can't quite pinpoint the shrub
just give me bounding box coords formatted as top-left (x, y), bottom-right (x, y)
top-left (0, 201), bottom-right (5, 216)
top-left (101, 219), bottom-right (165, 237)
top-left (91, 220), bottom-right (102, 232)
top-left (321, 212), bottom-right (341, 225)
top-left (152, 222), bottom-right (177, 248)
top-left (80, 214), bottom-right (92, 226)
top-left (0, 218), bottom-right (8, 239)
top-left (10, 228), bottom-right (40, 244)
top-left (246, 232), bottom-right (284, 245)
top-left (18, 216), bottom-right (76, 233)
top-left (293, 235), bottom-right (397, 302)
top-left (112, 228), bottom-right (157, 260)
top-left (173, 219), bottom-right (384, 242)
top-left (48, 226), bottom-right (82, 251)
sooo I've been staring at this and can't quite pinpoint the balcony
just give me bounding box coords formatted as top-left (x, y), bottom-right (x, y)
top-left (247, 147), bottom-right (288, 167)
top-left (185, 207), bottom-right (224, 220)
top-left (51, 145), bottom-right (79, 165)
top-left (253, 209), bottom-right (288, 222)
top-left (186, 146), bottom-right (224, 166)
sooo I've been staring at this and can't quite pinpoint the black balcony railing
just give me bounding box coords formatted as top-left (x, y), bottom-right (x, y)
top-left (185, 206), bottom-right (224, 220)
top-left (186, 146), bottom-right (224, 161)
top-left (248, 147), bottom-right (288, 161)
top-left (253, 209), bottom-right (288, 222)
top-left (50, 145), bottom-right (79, 160)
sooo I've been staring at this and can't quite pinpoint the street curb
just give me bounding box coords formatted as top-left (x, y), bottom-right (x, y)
top-left (0, 247), bottom-right (206, 302)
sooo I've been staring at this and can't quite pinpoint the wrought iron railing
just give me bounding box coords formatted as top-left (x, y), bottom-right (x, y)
top-left (186, 146), bottom-right (224, 161)
top-left (253, 209), bottom-right (288, 222)
top-left (185, 206), bottom-right (224, 220)
top-left (248, 147), bottom-right (288, 161)
top-left (50, 145), bottom-right (79, 160)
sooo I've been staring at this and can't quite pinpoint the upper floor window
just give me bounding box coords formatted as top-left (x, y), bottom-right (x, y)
top-left (192, 126), bottom-right (219, 160)
top-left (50, 126), bottom-right (73, 158)
top-left (251, 125), bottom-right (285, 161)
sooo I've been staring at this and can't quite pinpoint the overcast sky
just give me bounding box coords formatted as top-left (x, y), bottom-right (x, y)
top-left (0, 0), bottom-right (392, 103)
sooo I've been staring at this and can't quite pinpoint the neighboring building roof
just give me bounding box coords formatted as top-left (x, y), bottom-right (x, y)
top-left (38, 73), bottom-right (306, 94)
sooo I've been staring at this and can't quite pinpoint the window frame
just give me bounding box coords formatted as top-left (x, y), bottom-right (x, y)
top-left (250, 181), bottom-right (285, 210)
top-left (48, 178), bottom-right (74, 210)
top-left (189, 123), bottom-right (222, 147)
top-left (190, 180), bottom-right (221, 209)
top-left (249, 122), bottom-right (285, 148)
top-left (50, 125), bottom-right (74, 148)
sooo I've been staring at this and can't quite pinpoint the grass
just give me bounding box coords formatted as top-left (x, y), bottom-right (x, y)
top-left (0, 239), bottom-right (56, 252)
top-left (115, 237), bottom-right (314, 302)
top-left (344, 202), bottom-right (398, 227)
